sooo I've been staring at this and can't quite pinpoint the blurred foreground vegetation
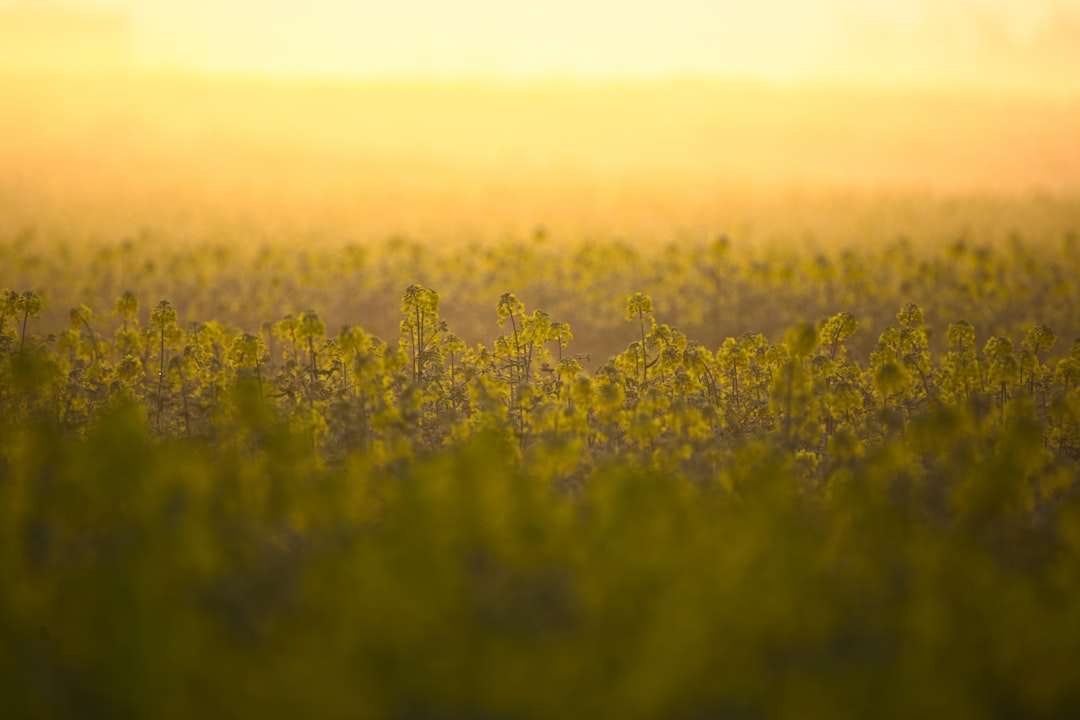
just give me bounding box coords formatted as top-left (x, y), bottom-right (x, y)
top-left (4, 405), bottom-right (1080, 719)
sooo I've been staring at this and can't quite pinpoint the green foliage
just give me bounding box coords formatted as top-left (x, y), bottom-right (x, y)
top-left (5, 246), bottom-right (1080, 718)
top-left (5, 396), bottom-right (1080, 719)
top-left (400, 284), bottom-right (443, 388)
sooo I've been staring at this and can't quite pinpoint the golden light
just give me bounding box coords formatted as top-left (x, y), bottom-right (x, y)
top-left (1, 0), bottom-right (1079, 246)
top-left (1, 0), bottom-right (1075, 92)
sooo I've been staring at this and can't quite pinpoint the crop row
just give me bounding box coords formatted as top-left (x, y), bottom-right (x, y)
top-left (4, 285), bottom-right (1079, 476)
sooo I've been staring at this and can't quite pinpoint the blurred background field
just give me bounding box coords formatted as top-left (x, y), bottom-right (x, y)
top-left (3, 72), bottom-right (1079, 237)
top-left (3, 70), bottom-right (1080, 363)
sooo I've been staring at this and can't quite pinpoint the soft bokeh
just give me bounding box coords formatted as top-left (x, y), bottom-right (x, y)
top-left (3, 1), bottom-right (1079, 249)
top-left (5, 0), bottom-right (1078, 94)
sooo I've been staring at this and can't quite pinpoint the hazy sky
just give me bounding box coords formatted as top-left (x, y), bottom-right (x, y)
top-left (13, 0), bottom-right (1080, 94)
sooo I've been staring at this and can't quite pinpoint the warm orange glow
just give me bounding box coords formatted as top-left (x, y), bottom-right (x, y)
top-left (2, 74), bottom-right (1079, 243)
top-left (2, 1), bottom-right (1078, 247)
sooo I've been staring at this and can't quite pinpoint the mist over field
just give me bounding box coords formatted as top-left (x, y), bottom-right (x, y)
top-left (3, 1), bottom-right (1079, 263)
top-left (3, 72), bottom-right (1079, 246)
top-left (4, 62), bottom-right (1079, 359)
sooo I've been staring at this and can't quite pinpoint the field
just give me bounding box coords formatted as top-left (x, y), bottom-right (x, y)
top-left (4, 72), bottom-right (1080, 718)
